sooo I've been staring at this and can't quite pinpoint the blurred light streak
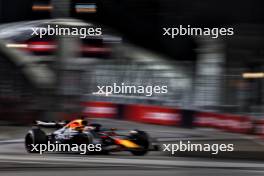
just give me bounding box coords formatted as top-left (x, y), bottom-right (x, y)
top-left (81, 46), bottom-right (111, 53)
top-left (27, 41), bottom-right (57, 52)
top-left (7, 42), bottom-right (56, 52)
top-left (32, 5), bottom-right (53, 12)
top-left (75, 4), bottom-right (97, 13)
top-left (242, 72), bottom-right (264, 79)
top-left (6, 43), bottom-right (28, 49)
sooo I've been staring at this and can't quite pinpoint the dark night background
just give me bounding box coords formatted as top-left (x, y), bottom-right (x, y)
top-left (1, 0), bottom-right (264, 61)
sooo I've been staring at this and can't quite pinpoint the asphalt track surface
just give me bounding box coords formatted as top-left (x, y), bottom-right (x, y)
top-left (0, 119), bottom-right (263, 176)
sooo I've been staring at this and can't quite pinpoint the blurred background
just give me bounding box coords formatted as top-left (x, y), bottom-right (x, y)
top-left (0, 0), bottom-right (264, 126)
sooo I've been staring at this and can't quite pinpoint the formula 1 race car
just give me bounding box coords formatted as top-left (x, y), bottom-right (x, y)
top-left (25, 119), bottom-right (158, 156)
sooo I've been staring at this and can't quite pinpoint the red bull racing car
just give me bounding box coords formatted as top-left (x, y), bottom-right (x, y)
top-left (25, 118), bottom-right (158, 156)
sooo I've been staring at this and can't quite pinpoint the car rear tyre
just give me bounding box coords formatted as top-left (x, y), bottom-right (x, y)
top-left (25, 128), bottom-right (47, 153)
top-left (130, 130), bottom-right (149, 156)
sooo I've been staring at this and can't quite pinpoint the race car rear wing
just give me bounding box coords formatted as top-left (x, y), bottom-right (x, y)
top-left (34, 120), bottom-right (66, 128)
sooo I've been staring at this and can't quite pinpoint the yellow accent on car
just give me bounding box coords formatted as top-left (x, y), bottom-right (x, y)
top-left (117, 139), bottom-right (140, 148)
